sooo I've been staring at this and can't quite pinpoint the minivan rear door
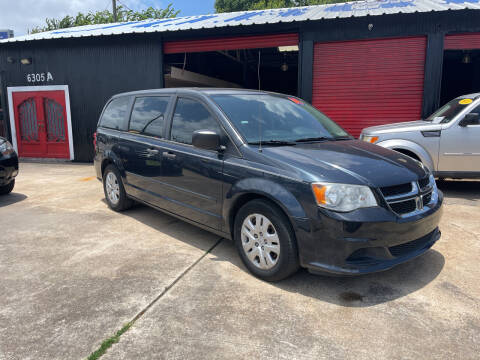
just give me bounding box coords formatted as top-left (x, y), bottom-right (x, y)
top-left (118, 95), bottom-right (173, 204)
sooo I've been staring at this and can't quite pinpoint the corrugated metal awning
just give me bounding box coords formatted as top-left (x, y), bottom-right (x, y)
top-left (1, 0), bottom-right (479, 44)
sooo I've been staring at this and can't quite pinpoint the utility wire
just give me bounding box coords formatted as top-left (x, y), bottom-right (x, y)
top-left (117, 0), bottom-right (133, 11)
top-left (104, 0), bottom-right (111, 12)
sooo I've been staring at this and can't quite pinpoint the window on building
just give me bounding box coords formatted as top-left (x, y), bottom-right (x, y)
top-left (170, 98), bottom-right (221, 145)
top-left (129, 97), bottom-right (169, 137)
top-left (99, 96), bottom-right (130, 131)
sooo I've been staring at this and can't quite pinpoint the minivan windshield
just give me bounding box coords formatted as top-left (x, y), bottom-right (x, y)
top-left (211, 94), bottom-right (350, 144)
top-left (425, 97), bottom-right (476, 124)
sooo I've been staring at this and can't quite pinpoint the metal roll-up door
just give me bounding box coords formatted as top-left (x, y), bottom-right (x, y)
top-left (445, 33), bottom-right (480, 50)
top-left (312, 37), bottom-right (427, 137)
top-left (164, 33), bottom-right (298, 54)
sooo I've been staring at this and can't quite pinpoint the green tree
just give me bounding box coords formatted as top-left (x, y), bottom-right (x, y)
top-left (30, 4), bottom-right (179, 34)
top-left (215, 0), bottom-right (348, 12)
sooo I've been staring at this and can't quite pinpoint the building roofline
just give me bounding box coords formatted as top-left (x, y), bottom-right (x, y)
top-left (2, 0), bottom-right (479, 44)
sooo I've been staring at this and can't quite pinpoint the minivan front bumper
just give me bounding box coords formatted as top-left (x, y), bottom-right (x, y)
top-left (294, 190), bottom-right (443, 275)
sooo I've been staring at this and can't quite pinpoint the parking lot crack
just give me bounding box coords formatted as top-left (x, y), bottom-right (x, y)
top-left (86, 237), bottom-right (223, 360)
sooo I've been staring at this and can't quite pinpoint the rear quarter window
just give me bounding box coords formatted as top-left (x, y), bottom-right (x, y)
top-left (99, 96), bottom-right (130, 131)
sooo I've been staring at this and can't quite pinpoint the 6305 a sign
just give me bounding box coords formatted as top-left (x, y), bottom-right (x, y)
top-left (26, 72), bottom-right (54, 83)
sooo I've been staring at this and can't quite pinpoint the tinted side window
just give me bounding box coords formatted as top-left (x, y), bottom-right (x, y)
top-left (99, 97), bottom-right (130, 131)
top-left (129, 97), bottom-right (169, 137)
top-left (171, 98), bottom-right (221, 145)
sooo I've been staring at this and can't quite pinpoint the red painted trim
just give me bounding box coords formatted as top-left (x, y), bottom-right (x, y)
top-left (164, 33), bottom-right (298, 54)
top-left (444, 33), bottom-right (480, 50)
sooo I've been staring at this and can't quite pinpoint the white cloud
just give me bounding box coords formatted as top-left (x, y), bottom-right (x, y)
top-left (0, 0), bottom-right (165, 36)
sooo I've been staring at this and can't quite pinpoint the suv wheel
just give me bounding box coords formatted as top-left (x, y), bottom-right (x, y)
top-left (103, 165), bottom-right (132, 211)
top-left (0, 180), bottom-right (15, 195)
top-left (234, 199), bottom-right (299, 281)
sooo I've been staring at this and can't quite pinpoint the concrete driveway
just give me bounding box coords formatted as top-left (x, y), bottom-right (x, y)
top-left (0, 163), bottom-right (479, 360)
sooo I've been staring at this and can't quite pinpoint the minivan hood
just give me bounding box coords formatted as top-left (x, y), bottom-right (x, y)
top-left (258, 140), bottom-right (427, 187)
top-left (362, 120), bottom-right (442, 135)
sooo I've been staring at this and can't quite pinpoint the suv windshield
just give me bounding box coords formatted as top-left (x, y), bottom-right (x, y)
top-left (211, 94), bottom-right (349, 144)
top-left (425, 97), bottom-right (477, 124)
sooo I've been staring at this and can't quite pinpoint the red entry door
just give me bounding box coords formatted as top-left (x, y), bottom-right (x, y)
top-left (12, 90), bottom-right (70, 158)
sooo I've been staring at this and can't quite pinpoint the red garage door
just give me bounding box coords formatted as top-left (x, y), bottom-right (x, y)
top-left (164, 33), bottom-right (298, 54)
top-left (312, 37), bottom-right (427, 137)
top-left (444, 33), bottom-right (480, 49)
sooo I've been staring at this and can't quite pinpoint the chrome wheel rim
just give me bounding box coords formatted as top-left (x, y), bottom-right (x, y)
top-left (105, 172), bottom-right (120, 205)
top-left (241, 213), bottom-right (280, 270)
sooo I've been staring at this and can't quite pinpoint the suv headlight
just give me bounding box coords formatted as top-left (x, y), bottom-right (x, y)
top-left (311, 183), bottom-right (378, 212)
top-left (0, 140), bottom-right (14, 156)
top-left (361, 134), bottom-right (379, 144)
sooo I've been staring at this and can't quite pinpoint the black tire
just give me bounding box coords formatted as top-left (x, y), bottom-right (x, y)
top-left (0, 180), bottom-right (15, 195)
top-left (103, 164), bottom-right (132, 212)
top-left (234, 199), bottom-right (299, 281)
top-left (394, 149), bottom-right (421, 163)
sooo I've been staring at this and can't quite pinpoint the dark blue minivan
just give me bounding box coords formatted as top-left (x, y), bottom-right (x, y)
top-left (94, 89), bottom-right (443, 281)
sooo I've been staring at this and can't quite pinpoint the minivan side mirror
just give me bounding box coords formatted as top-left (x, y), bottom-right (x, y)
top-left (192, 130), bottom-right (223, 151)
top-left (459, 113), bottom-right (480, 127)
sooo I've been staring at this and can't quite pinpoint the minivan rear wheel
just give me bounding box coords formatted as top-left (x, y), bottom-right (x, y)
top-left (234, 199), bottom-right (299, 281)
top-left (103, 165), bottom-right (132, 212)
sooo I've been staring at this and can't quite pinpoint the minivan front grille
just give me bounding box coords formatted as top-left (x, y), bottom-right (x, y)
top-left (422, 192), bottom-right (432, 206)
top-left (380, 183), bottom-right (412, 197)
top-left (389, 199), bottom-right (417, 214)
top-left (418, 176), bottom-right (430, 190)
top-left (380, 176), bottom-right (436, 217)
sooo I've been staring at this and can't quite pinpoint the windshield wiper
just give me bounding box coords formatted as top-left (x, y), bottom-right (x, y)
top-left (248, 140), bottom-right (297, 146)
top-left (333, 136), bottom-right (353, 141)
top-left (294, 136), bottom-right (333, 143)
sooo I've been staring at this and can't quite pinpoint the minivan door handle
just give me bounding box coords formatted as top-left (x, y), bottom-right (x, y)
top-left (162, 151), bottom-right (176, 160)
top-left (146, 148), bottom-right (159, 157)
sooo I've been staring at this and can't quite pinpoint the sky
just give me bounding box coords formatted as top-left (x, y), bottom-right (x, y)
top-left (0, 0), bottom-right (216, 36)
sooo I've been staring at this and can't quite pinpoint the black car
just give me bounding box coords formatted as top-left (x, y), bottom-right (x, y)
top-left (0, 136), bottom-right (18, 195)
top-left (94, 89), bottom-right (443, 281)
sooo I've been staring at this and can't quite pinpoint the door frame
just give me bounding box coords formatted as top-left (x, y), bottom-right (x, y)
top-left (7, 85), bottom-right (74, 160)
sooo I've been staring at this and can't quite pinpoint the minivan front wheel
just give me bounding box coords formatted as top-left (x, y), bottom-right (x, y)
top-left (103, 165), bottom-right (132, 212)
top-left (234, 199), bottom-right (299, 281)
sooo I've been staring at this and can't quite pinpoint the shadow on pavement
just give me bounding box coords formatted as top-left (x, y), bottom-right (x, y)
top-left (118, 201), bottom-right (445, 308)
top-left (272, 249), bottom-right (444, 307)
top-left (437, 179), bottom-right (480, 202)
top-left (214, 239), bottom-right (444, 307)
top-left (0, 192), bottom-right (27, 208)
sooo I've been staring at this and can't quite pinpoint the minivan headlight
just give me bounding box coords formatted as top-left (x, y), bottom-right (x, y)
top-left (0, 140), bottom-right (14, 156)
top-left (311, 183), bottom-right (378, 212)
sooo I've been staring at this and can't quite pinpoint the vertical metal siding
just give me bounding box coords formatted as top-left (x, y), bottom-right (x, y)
top-left (312, 37), bottom-right (427, 137)
top-left (444, 33), bottom-right (480, 49)
top-left (0, 37), bottom-right (163, 161)
top-left (164, 33), bottom-right (298, 54)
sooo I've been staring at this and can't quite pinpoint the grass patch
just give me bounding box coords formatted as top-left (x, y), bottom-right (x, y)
top-left (87, 322), bottom-right (132, 360)
top-left (86, 238), bottom-right (223, 359)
